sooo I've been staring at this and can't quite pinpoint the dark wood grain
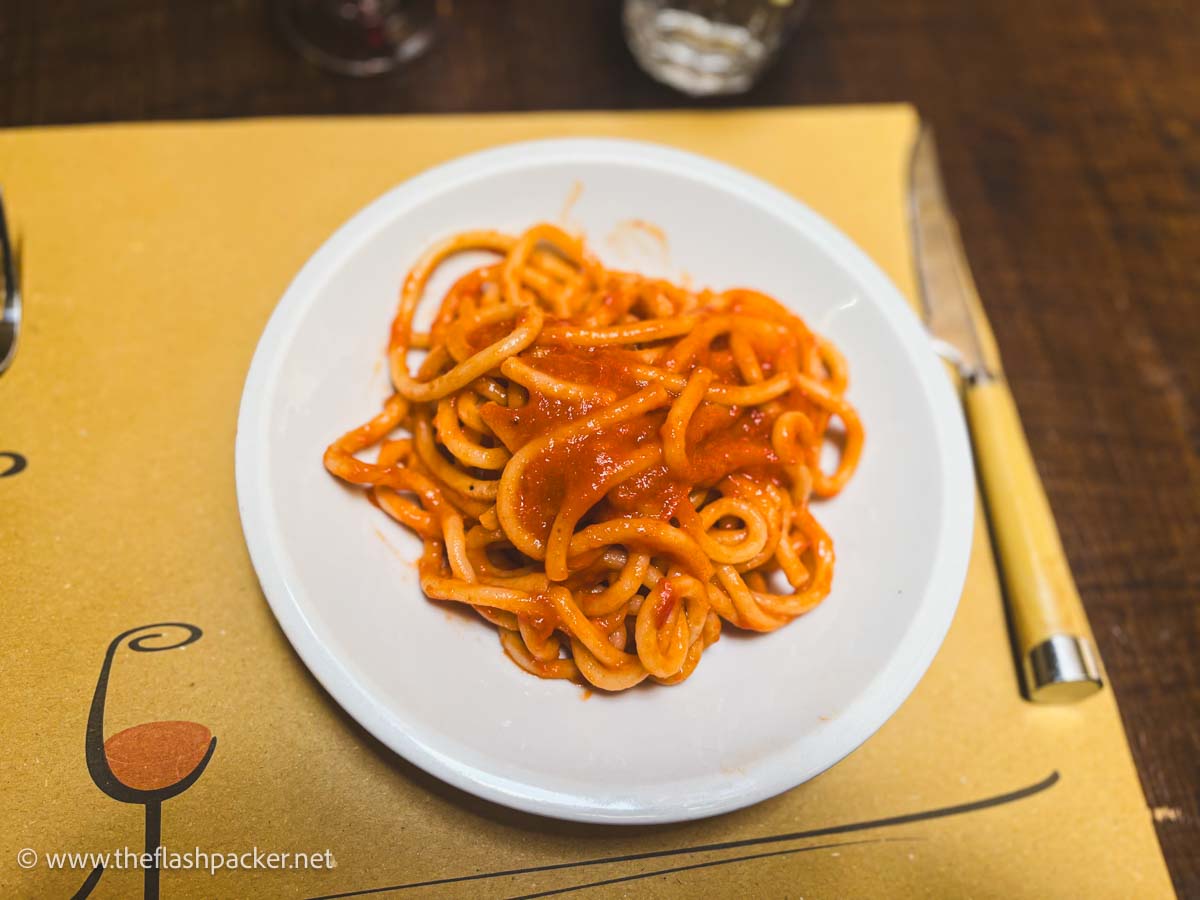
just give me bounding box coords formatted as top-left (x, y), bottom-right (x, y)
top-left (2, 0), bottom-right (1197, 892)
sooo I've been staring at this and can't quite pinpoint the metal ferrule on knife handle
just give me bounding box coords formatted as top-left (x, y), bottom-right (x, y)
top-left (910, 127), bottom-right (1103, 703)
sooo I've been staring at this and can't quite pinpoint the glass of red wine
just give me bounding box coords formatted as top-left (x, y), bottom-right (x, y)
top-left (276, 0), bottom-right (439, 76)
top-left (81, 624), bottom-right (216, 900)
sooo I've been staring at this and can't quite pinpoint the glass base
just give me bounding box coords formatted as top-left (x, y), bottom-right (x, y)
top-left (624, 4), bottom-right (769, 96)
top-left (277, 0), bottom-right (436, 77)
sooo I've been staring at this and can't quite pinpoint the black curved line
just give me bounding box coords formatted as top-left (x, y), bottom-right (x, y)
top-left (509, 837), bottom-right (915, 900)
top-left (305, 771), bottom-right (1059, 899)
top-left (86, 624), bottom-right (205, 804)
top-left (126, 626), bottom-right (204, 654)
top-left (70, 863), bottom-right (104, 900)
top-left (155, 736), bottom-right (218, 803)
top-left (0, 451), bottom-right (26, 477)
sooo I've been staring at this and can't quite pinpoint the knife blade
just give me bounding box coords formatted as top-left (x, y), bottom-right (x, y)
top-left (908, 128), bottom-right (996, 383)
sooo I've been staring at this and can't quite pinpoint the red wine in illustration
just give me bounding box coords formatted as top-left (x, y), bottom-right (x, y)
top-left (79, 623), bottom-right (216, 900)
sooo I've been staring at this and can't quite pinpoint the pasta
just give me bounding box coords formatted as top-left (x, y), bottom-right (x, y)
top-left (324, 224), bottom-right (863, 691)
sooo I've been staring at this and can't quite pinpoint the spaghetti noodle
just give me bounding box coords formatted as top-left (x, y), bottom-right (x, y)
top-left (324, 224), bottom-right (863, 691)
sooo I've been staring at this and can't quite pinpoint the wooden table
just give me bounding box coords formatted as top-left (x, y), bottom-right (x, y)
top-left (3, 0), bottom-right (1196, 893)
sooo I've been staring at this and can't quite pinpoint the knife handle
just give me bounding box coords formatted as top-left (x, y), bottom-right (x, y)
top-left (964, 376), bottom-right (1104, 703)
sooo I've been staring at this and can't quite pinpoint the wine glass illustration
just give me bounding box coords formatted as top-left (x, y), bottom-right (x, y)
top-left (81, 623), bottom-right (216, 900)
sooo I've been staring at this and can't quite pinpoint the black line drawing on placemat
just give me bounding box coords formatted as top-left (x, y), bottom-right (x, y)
top-left (0, 451), bottom-right (26, 477)
top-left (74, 623), bottom-right (216, 900)
top-left (308, 772), bottom-right (1059, 899)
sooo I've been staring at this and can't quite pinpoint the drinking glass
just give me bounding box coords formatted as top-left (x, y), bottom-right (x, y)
top-left (83, 624), bottom-right (216, 899)
top-left (623, 0), bottom-right (810, 96)
top-left (277, 0), bottom-right (438, 77)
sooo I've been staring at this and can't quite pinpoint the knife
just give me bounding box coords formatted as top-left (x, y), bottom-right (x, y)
top-left (909, 127), bottom-right (1104, 703)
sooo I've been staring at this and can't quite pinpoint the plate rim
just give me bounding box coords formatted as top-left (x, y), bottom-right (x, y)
top-left (235, 136), bottom-right (975, 824)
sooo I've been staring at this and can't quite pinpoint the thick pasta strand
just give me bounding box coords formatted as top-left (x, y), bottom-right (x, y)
top-left (325, 224), bottom-right (863, 690)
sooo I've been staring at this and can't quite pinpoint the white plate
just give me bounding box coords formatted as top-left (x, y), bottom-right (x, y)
top-left (236, 139), bottom-right (974, 824)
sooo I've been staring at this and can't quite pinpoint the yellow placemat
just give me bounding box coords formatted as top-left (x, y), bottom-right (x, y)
top-left (0, 107), bottom-right (1173, 899)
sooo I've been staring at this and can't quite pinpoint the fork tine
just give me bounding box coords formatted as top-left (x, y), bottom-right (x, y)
top-left (0, 188), bottom-right (22, 376)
